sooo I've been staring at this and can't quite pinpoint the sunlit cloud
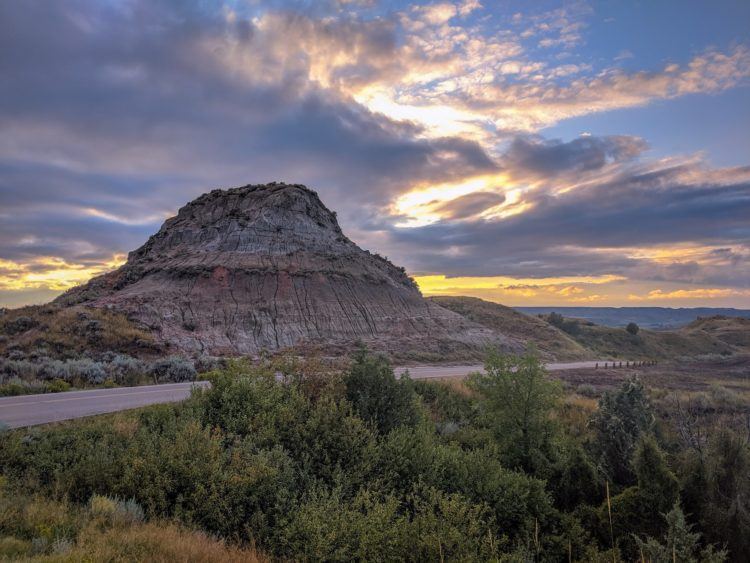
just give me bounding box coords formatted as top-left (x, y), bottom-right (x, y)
top-left (0, 255), bottom-right (126, 292)
top-left (628, 288), bottom-right (750, 301)
top-left (416, 273), bottom-right (624, 292)
top-left (414, 273), bottom-right (625, 305)
top-left (84, 208), bottom-right (167, 226)
top-left (393, 173), bottom-right (515, 226)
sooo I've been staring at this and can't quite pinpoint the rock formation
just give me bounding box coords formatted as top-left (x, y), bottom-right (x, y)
top-left (59, 183), bottom-right (519, 359)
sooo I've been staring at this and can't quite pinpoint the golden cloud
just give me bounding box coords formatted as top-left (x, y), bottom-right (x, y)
top-left (0, 255), bottom-right (125, 292)
top-left (628, 288), bottom-right (750, 301)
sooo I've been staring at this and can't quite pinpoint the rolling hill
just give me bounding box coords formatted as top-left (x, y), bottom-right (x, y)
top-left (434, 297), bottom-right (750, 361)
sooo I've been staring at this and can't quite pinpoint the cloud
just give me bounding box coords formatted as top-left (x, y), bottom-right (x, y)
top-left (431, 191), bottom-right (506, 220)
top-left (0, 0), bottom-right (500, 273)
top-left (502, 135), bottom-right (647, 178)
top-left (628, 288), bottom-right (750, 301)
top-left (431, 46), bottom-right (750, 132)
top-left (413, 273), bottom-right (624, 305)
top-left (384, 143), bottom-right (750, 297)
top-left (0, 255), bottom-right (125, 292)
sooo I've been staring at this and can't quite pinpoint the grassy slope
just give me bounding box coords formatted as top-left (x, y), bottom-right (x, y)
top-left (565, 323), bottom-right (735, 360)
top-left (429, 296), bottom-right (591, 361)
top-left (680, 316), bottom-right (750, 349)
top-left (432, 296), bottom-right (749, 361)
top-left (0, 304), bottom-right (162, 359)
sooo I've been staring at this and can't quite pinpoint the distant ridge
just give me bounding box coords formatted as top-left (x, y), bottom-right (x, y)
top-left (515, 307), bottom-right (750, 329)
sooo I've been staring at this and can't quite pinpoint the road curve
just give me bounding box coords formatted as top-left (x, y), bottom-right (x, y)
top-left (0, 361), bottom-right (602, 429)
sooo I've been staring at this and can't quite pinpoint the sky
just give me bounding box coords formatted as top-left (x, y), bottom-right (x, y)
top-left (0, 0), bottom-right (749, 308)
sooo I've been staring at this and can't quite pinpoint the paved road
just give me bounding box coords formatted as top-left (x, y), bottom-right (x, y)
top-left (0, 381), bottom-right (210, 429)
top-left (0, 361), bottom-right (602, 429)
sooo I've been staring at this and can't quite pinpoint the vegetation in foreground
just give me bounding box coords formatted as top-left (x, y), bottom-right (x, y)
top-left (0, 487), bottom-right (266, 561)
top-left (1, 348), bottom-right (748, 561)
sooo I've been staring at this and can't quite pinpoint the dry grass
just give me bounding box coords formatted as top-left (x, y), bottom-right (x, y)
top-left (111, 414), bottom-right (141, 439)
top-left (51, 521), bottom-right (268, 563)
top-left (0, 491), bottom-right (268, 563)
top-left (430, 377), bottom-right (476, 398)
top-left (0, 304), bottom-right (161, 358)
top-left (430, 296), bottom-right (590, 361)
top-left (555, 395), bottom-right (599, 438)
top-left (432, 296), bottom-right (750, 362)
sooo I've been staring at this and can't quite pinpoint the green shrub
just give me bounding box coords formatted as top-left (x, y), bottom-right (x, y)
top-left (590, 376), bottom-right (654, 485)
top-left (148, 356), bottom-right (196, 383)
top-left (344, 347), bottom-right (421, 435)
top-left (467, 348), bottom-right (561, 474)
top-left (0, 348), bottom-right (747, 561)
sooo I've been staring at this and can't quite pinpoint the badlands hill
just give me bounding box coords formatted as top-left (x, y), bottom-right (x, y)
top-left (3, 183), bottom-right (746, 364)
top-left (55, 183), bottom-right (518, 360)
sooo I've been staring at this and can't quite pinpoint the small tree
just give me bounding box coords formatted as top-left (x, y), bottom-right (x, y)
top-left (344, 346), bottom-right (420, 435)
top-left (635, 502), bottom-right (727, 563)
top-left (626, 322), bottom-right (640, 336)
top-left (548, 312), bottom-right (565, 328)
top-left (591, 376), bottom-right (654, 485)
top-left (467, 348), bottom-right (561, 473)
top-left (604, 435), bottom-right (680, 559)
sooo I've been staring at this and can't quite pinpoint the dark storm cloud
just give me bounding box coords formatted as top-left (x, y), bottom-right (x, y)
top-left (502, 135), bottom-right (647, 177)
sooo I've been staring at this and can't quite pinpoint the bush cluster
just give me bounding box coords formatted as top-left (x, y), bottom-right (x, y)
top-left (0, 349), bottom-right (745, 561)
top-left (0, 354), bottom-right (197, 390)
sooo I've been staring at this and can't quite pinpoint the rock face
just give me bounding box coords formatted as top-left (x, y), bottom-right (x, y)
top-left (59, 183), bottom-right (518, 358)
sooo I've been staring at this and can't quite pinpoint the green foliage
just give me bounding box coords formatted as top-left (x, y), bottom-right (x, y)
top-left (468, 348), bottom-right (562, 473)
top-left (0, 347), bottom-right (747, 561)
top-left (199, 359), bottom-right (308, 445)
top-left (626, 322), bottom-right (640, 335)
top-left (283, 488), bottom-right (407, 560)
top-left (635, 502), bottom-right (727, 563)
top-left (590, 376), bottom-right (654, 485)
top-left (696, 429), bottom-right (750, 560)
top-left (292, 393), bottom-right (377, 489)
top-left (548, 441), bottom-right (600, 511)
top-left (547, 312), bottom-right (581, 335)
top-left (603, 435), bottom-right (680, 559)
top-left (344, 347), bottom-right (421, 435)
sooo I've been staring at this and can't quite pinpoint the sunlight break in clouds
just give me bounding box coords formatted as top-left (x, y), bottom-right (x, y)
top-left (0, 255), bottom-right (126, 292)
top-left (415, 274), bottom-right (624, 304)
